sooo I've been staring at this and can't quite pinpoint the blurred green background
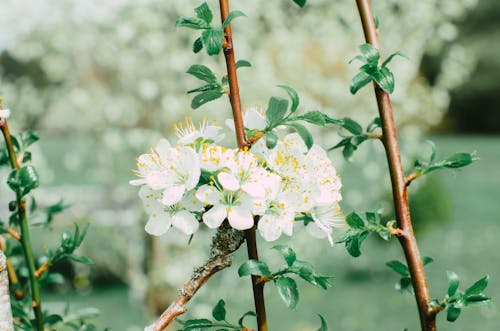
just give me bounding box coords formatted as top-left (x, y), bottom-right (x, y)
top-left (1, 0), bottom-right (499, 330)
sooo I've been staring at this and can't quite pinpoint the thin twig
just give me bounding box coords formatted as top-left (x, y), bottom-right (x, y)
top-left (354, 1), bottom-right (436, 330)
top-left (6, 228), bottom-right (21, 241)
top-left (35, 262), bottom-right (50, 279)
top-left (145, 223), bottom-right (245, 331)
top-left (405, 171), bottom-right (420, 187)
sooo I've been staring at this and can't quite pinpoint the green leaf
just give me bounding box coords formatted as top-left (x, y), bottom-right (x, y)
top-left (222, 10), bottom-right (247, 28)
top-left (266, 96), bottom-right (289, 126)
top-left (193, 37), bottom-right (203, 53)
top-left (422, 256), bottom-right (434, 266)
top-left (275, 276), bottom-right (299, 309)
top-left (288, 111), bottom-right (343, 127)
top-left (345, 231), bottom-right (369, 257)
top-left (447, 271), bottom-right (460, 297)
top-left (386, 260), bottom-right (409, 277)
top-left (237, 311), bottom-right (256, 327)
top-left (465, 294), bottom-right (491, 306)
top-left (346, 212), bottom-right (364, 229)
top-left (212, 299), bottom-right (226, 321)
top-left (194, 2), bottom-right (213, 24)
top-left (464, 275), bottom-right (489, 297)
top-left (292, 0), bottom-right (307, 8)
top-left (236, 60), bottom-right (252, 69)
top-left (427, 140), bottom-right (437, 163)
top-left (341, 118), bottom-right (363, 135)
top-left (201, 28), bottom-right (224, 56)
top-left (277, 85), bottom-right (300, 113)
top-left (182, 319), bottom-right (214, 329)
top-left (350, 71), bottom-right (372, 94)
top-left (359, 43), bottom-right (380, 65)
top-left (272, 245), bottom-right (296, 267)
top-left (287, 123), bottom-right (313, 150)
top-left (175, 17), bottom-right (208, 30)
top-left (238, 260), bottom-right (272, 277)
top-left (317, 314), bottom-right (328, 331)
top-left (265, 133), bottom-right (278, 149)
top-left (191, 89), bottom-right (224, 109)
top-left (67, 255), bottom-right (94, 265)
top-left (186, 65), bottom-right (218, 84)
top-left (382, 51), bottom-right (408, 68)
top-left (187, 83), bottom-right (220, 94)
top-left (20, 131), bottom-right (39, 148)
top-left (443, 153), bottom-right (475, 169)
top-left (447, 306), bottom-right (461, 322)
top-left (375, 67), bottom-right (395, 93)
top-left (8, 165), bottom-right (40, 195)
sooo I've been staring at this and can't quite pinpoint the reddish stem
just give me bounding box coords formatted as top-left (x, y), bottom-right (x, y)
top-left (355, 1), bottom-right (436, 330)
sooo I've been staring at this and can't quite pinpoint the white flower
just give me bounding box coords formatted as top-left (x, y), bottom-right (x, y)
top-left (199, 144), bottom-right (236, 172)
top-left (226, 105), bottom-right (267, 131)
top-left (306, 144), bottom-right (342, 205)
top-left (130, 138), bottom-right (201, 206)
top-left (257, 174), bottom-right (299, 241)
top-left (217, 150), bottom-right (273, 198)
top-left (195, 184), bottom-right (259, 230)
top-left (174, 117), bottom-right (225, 145)
top-left (139, 186), bottom-right (202, 236)
top-left (306, 203), bottom-right (344, 246)
top-left (0, 108), bottom-right (11, 119)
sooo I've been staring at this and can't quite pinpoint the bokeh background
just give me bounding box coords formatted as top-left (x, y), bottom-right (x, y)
top-left (0, 0), bottom-right (499, 330)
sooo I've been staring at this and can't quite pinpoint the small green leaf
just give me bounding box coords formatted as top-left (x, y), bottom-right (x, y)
top-left (386, 260), bottom-right (409, 277)
top-left (375, 67), bottom-right (395, 93)
top-left (422, 256), bottom-right (434, 266)
top-left (275, 276), bottom-right (299, 309)
top-left (346, 212), bottom-right (364, 229)
top-left (266, 96), bottom-right (289, 126)
top-left (67, 255), bottom-right (94, 265)
top-left (194, 2), bottom-right (213, 24)
top-left (345, 231), bottom-right (369, 257)
top-left (447, 271), bottom-right (460, 297)
top-left (287, 123), bottom-right (313, 150)
top-left (359, 43), bottom-right (380, 65)
top-left (238, 260), bottom-right (272, 277)
top-left (382, 51), bottom-right (408, 68)
top-left (292, 0), bottom-right (307, 8)
top-left (186, 65), bottom-right (218, 83)
top-left (182, 319), bottom-right (214, 329)
top-left (193, 37), bottom-right (203, 53)
top-left (236, 60), bottom-right (252, 69)
top-left (447, 306), bottom-right (461, 322)
top-left (212, 299), bottom-right (226, 321)
top-left (464, 275), bottom-right (489, 297)
top-left (191, 89), bottom-right (224, 109)
top-left (175, 17), bottom-right (208, 30)
top-left (465, 294), bottom-right (491, 306)
top-left (237, 311), bottom-right (256, 327)
top-left (350, 71), bottom-right (372, 94)
top-left (277, 85), bottom-right (300, 113)
top-left (341, 118), bottom-right (363, 135)
top-left (272, 245), bottom-right (296, 267)
top-left (222, 10), bottom-right (247, 28)
top-left (201, 28), bottom-right (224, 56)
top-left (443, 153), bottom-right (475, 169)
top-left (265, 133), bottom-right (278, 149)
top-left (317, 314), bottom-right (328, 331)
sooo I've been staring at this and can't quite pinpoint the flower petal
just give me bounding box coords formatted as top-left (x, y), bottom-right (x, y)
top-left (145, 213), bottom-right (172, 236)
top-left (202, 204), bottom-right (227, 228)
top-left (172, 210), bottom-right (199, 235)
top-left (257, 215), bottom-right (282, 241)
top-left (196, 185), bottom-right (221, 205)
top-left (241, 182), bottom-right (266, 198)
top-left (217, 172), bottom-right (240, 191)
top-left (161, 184), bottom-right (186, 205)
top-left (227, 206), bottom-right (254, 230)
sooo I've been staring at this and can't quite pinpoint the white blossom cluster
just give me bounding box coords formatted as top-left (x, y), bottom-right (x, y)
top-left (131, 113), bottom-right (343, 245)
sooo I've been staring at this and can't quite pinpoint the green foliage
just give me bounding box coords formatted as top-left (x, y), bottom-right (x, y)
top-left (350, 43), bottom-right (407, 94)
top-left (386, 257), bottom-right (434, 293)
top-left (430, 273), bottom-right (490, 322)
top-left (238, 246), bottom-right (332, 309)
top-left (7, 165), bottom-right (40, 197)
top-left (330, 117), bottom-right (381, 160)
top-left (413, 141), bottom-right (477, 177)
top-left (186, 64), bottom-right (224, 109)
top-left (336, 209), bottom-right (393, 257)
top-left (46, 224), bottom-right (93, 266)
top-left (177, 299), bottom-right (254, 330)
top-left (176, 2), bottom-right (246, 56)
top-left (317, 314), bottom-right (328, 331)
top-left (292, 0), bottom-right (307, 8)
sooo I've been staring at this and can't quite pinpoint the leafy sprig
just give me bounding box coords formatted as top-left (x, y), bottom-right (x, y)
top-left (238, 245), bottom-right (332, 309)
top-left (386, 257), bottom-right (434, 293)
top-left (45, 224), bottom-right (93, 266)
top-left (329, 117), bottom-right (381, 160)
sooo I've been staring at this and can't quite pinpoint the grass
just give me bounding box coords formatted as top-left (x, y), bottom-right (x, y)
top-left (42, 135), bottom-right (499, 330)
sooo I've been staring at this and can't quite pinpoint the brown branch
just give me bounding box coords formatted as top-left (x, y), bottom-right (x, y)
top-left (219, 1), bottom-right (268, 330)
top-left (354, 1), bottom-right (436, 330)
top-left (145, 223), bottom-right (245, 331)
top-left (405, 171), bottom-right (420, 187)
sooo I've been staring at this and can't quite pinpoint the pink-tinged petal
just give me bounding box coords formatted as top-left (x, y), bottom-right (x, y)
top-left (179, 147), bottom-right (201, 190)
top-left (146, 172), bottom-right (169, 190)
top-left (241, 182), bottom-right (266, 198)
top-left (227, 206), bottom-right (254, 230)
top-left (196, 185), bottom-right (221, 205)
top-left (217, 172), bottom-right (240, 191)
top-left (202, 205), bottom-right (227, 228)
top-left (129, 179), bottom-right (146, 186)
top-left (257, 215), bottom-right (281, 241)
top-left (161, 185), bottom-right (185, 205)
top-left (155, 138), bottom-right (171, 154)
top-left (145, 213), bottom-right (172, 236)
top-left (172, 210), bottom-right (199, 235)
